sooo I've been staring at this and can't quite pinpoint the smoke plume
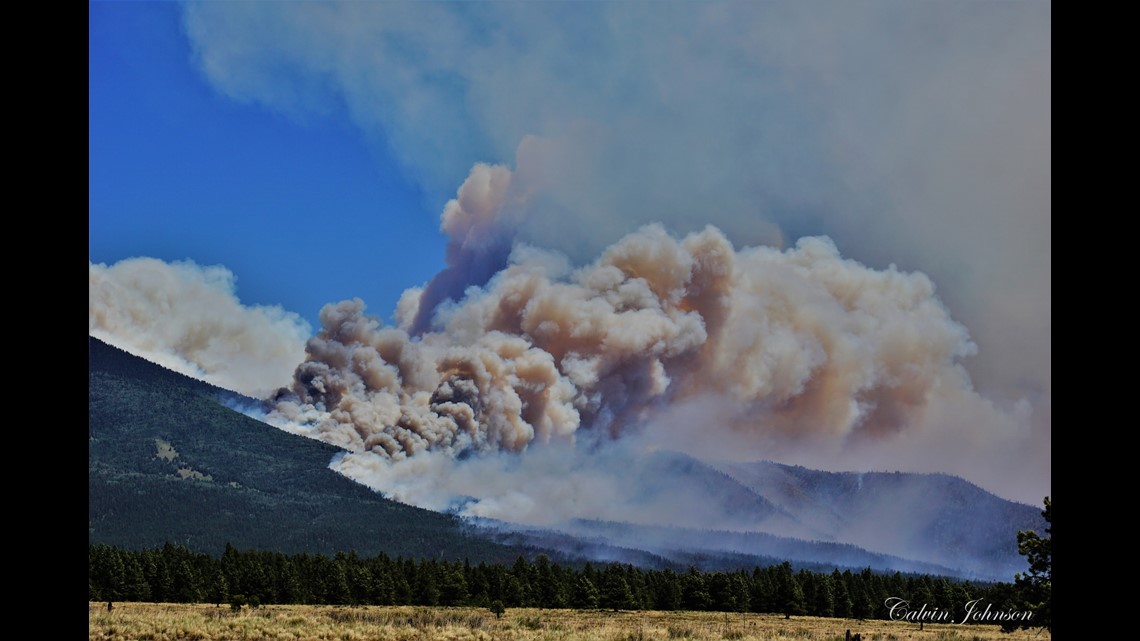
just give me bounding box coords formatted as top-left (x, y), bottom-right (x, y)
top-left (182, 2), bottom-right (1050, 504)
top-left (273, 218), bottom-right (980, 458)
top-left (263, 153), bottom-right (1032, 521)
top-left (89, 257), bottom-right (311, 398)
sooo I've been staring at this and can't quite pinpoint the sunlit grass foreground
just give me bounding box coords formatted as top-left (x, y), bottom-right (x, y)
top-left (88, 603), bottom-right (1050, 641)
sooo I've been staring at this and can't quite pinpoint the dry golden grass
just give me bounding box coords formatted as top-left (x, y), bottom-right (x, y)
top-left (88, 603), bottom-right (1051, 641)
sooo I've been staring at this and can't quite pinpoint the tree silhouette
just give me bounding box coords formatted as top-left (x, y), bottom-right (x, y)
top-left (1004, 496), bottom-right (1050, 632)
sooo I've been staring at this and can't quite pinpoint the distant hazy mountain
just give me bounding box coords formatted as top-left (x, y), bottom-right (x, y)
top-left (471, 452), bottom-right (1043, 581)
top-left (712, 459), bottom-right (1046, 580)
top-left (472, 517), bottom-right (961, 577)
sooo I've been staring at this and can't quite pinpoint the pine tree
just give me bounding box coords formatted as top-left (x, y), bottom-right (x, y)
top-left (327, 559), bottom-right (352, 605)
top-left (710, 573), bottom-right (738, 612)
top-left (122, 555), bottom-right (151, 602)
top-left (850, 584), bottom-right (876, 621)
top-left (209, 570), bottom-right (230, 607)
top-left (172, 559), bottom-right (203, 603)
top-left (831, 571), bottom-right (853, 619)
top-left (1004, 496), bottom-right (1051, 632)
top-left (439, 562), bottom-right (469, 606)
top-left (413, 560), bottom-right (440, 606)
top-left (90, 545), bottom-right (125, 601)
top-left (534, 554), bottom-right (563, 608)
top-left (276, 557), bottom-right (304, 604)
top-left (750, 568), bottom-right (773, 613)
top-left (652, 569), bottom-right (682, 611)
top-left (511, 556), bottom-right (533, 607)
top-left (774, 563), bottom-right (805, 619)
top-left (812, 574), bottom-right (835, 618)
top-left (600, 566), bottom-right (634, 611)
top-left (682, 567), bottom-right (711, 611)
top-left (572, 575), bottom-right (600, 609)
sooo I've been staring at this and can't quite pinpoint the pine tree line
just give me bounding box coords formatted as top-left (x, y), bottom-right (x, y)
top-left (89, 543), bottom-right (1024, 622)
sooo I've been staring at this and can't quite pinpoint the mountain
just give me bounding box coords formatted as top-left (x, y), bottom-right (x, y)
top-left (711, 459), bottom-right (1046, 580)
top-left (472, 518), bottom-right (961, 576)
top-left (469, 452), bottom-right (1042, 581)
top-left (89, 336), bottom-right (520, 562)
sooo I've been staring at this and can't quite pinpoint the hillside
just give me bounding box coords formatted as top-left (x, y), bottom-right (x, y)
top-left (88, 336), bottom-right (521, 562)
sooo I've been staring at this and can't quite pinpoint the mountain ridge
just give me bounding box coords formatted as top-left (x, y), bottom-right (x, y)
top-left (712, 458), bottom-right (1045, 579)
top-left (89, 336), bottom-right (522, 562)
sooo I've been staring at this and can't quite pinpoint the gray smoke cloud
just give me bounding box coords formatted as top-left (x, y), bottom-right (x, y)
top-left (182, 1), bottom-right (1049, 398)
top-left (260, 156), bottom-right (1037, 515)
top-left (89, 257), bottom-right (311, 398)
top-left (179, 1), bottom-right (1048, 505)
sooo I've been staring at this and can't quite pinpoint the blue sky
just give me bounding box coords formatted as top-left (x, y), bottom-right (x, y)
top-left (90, 2), bottom-right (446, 329)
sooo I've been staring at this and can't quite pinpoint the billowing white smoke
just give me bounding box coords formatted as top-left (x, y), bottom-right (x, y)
top-left (271, 225), bottom-right (974, 456)
top-left (268, 161), bottom-right (981, 484)
top-left (89, 257), bottom-right (311, 398)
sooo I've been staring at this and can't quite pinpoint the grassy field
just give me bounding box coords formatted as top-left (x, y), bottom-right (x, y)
top-left (88, 603), bottom-right (1051, 641)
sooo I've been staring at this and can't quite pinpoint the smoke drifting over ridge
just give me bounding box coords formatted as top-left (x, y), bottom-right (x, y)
top-left (89, 257), bottom-right (311, 398)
